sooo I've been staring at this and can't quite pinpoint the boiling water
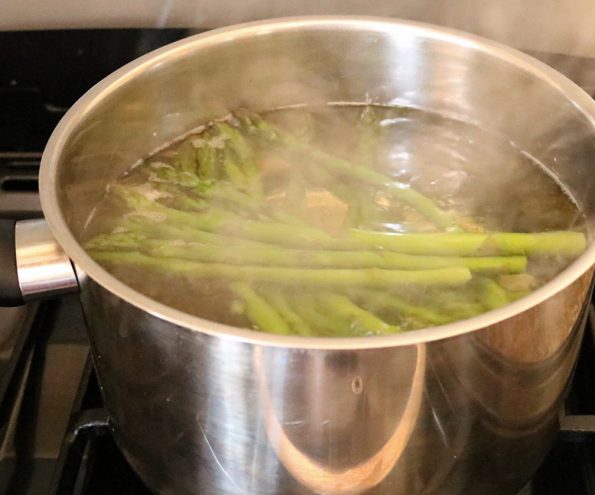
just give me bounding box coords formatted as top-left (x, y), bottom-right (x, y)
top-left (82, 105), bottom-right (586, 336)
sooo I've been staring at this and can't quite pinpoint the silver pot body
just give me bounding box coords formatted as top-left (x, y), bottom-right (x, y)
top-left (39, 18), bottom-right (595, 495)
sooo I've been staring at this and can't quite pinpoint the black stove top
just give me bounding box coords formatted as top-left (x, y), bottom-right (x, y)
top-left (2, 28), bottom-right (595, 495)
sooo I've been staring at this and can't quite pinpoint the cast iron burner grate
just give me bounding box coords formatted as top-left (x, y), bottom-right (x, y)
top-left (48, 369), bottom-right (149, 495)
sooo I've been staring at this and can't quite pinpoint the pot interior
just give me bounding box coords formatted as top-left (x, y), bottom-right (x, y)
top-left (52, 19), bottom-right (595, 240)
top-left (42, 19), bottom-right (595, 346)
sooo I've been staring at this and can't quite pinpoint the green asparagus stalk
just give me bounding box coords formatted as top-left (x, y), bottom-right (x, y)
top-left (85, 231), bottom-right (147, 252)
top-left (300, 159), bottom-right (358, 205)
top-left (121, 208), bottom-right (332, 252)
top-left (89, 250), bottom-right (473, 287)
top-left (213, 122), bottom-right (255, 169)
top-left (134, 181), bottom-right (207, 212)
top-left (110, 184), bottom-right (337, 247)
top-left (195, 141), bottom-right (220, 180)
top-left (145, 159), bottom-right (261, 216)
top-left (107, 186), bottom-right (583, 261)
top-left (146, 161), bottom-right (202, 188)
top-left (287, 296), bottom-right (346, 335)
top-left (474, 277), bottom-right (513, 310)
top-left (263, 292), bottom-right (313, 336)
top-left (139, 238), bottom-right (527, 273)
top-left (223, 156), bottom-right (247, 190)
top-left (355, 289), bottom-right (452, 326)
top-left (173, 140), bottom-right (198, 174)
top-left (269, 210), bottom-right (315, 228)
top-left (320, 293), bottom-right (402, 335)
top-left (435, 301), bottom-right (485, 320)
top-left (204, 183), bottom-right (264, 214)
top-left (350, 229), bottom-right (587, 257)
top-left (246, 115), bottom-right (461, 231)
top-left (230, 282), bottom-right (292, 335)
top-left (497, 274), bottom-right (536, 294)
top-left (214, 121), bottom-right (263, 198)
top-left (427, 288), bottom-right (487, 320)
top-left (294, 293), bottom-right (360, 334)
top-left (82, 109), bottom-right (587, 339)
top-left (113, 217), bottom-right (275, 250)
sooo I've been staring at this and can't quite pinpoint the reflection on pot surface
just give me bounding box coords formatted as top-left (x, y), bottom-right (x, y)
top-left (254, 345), bottom-right (425, 494)
top-left (83, 271), bottom-right (590, 495)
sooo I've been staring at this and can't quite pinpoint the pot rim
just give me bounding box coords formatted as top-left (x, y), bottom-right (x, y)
top-left (40, 15), bottom-right (595, 350)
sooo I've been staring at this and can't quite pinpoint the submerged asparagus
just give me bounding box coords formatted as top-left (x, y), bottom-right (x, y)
top-left (350, 230), bottom-right (587, 257)
top-left (108, 185), bottom-right (585, 257)
top-left (263, 292), bottom-right (313, 336)
top-left (83, 106), bottom-right (588, 337)
top-left (246, 114), bottom-right (462, 231)
top-left (110, 184), bottom-right (338, 247)
top-left (86, 230), bottom-right (528, 274)
top-left (356, 289), bottom-right (453, 326)
top-left (230, 282), bottom-right (291, 335)
top-left (320, 293), bottom-right (402, 335)
top-left (154, 243), bottom-right (527, 273)
top-left (288, 296), bottom-right (347, 335)
top-left (89, 250), bottom-right (473, 287)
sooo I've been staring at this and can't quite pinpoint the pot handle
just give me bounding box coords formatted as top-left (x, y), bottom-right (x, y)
top-left (0, 218), bottom-right (79, 306)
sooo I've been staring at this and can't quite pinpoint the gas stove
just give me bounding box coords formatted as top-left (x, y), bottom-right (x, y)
top-left (1, 28), bottom-right (595, 495)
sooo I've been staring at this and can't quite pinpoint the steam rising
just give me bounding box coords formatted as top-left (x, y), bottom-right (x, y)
top-left (55, 14), bottom-right (593, 338)
top-left (80, 103), bottom-right (585, 332)
top-left (152, 2), bottom-right (595, 61)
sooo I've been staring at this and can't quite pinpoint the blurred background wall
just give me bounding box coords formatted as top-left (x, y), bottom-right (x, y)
top-left (3, 0), bottom-right (595, 57)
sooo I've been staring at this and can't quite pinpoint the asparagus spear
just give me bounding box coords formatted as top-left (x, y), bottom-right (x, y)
top-left (85, 231), bottom-right (147, 252)
top-left (230, 282), bottom-right (292, 335)
top-left (350, 229), bottom-right (587, 257)
top-left (470, 274), bottom-right (535, 309)
top-left (473, 277), bottom-right (513, 310)
top-left (433, 300), bottom-right (485, 321)
top-left (320, 293), bottom-right (402, 335)
top-left (214, 121), bottom-right (263, 198)
top-left (298, 158), bottom-right (357, 205)
top-left (222, 147), bottom-right (247, 189)
top-left (246, 115), bottom-right (461, 231)
top-left (107, 185), bottom-right (584, 262)
top-left (287, 296), bottom-right (347, 335)
top-left (90, 231), bottom-right (527, 274)
top-left (173, 141), bottom-right (198, 175)
top-left (263, 292), bottom-right (313, 336)
top-left (195, 141), bottom-right (220, 180)
top-left (110, 184), bottom-right (337, 247)
top-left (113, 217), bottom-right (275, 250)
top-left (497, 273), bottom-right (537, 292)
top-left (89, 250), bottom-right (473, 287)
top-left (155, 243), bottom-right (526, 273)
top-left (86, 111), bottom-right (588, 339)
top-left (145, 159), bottom-right (260, 218)
top-left (427, 288), bottom-right (487, 320)
top-left (111, 184), bottom-right (585, 259)
top-left (111, 187), bottom-right (586, 260)
top-left (146, 161), bottom-right (202, 188)
top-left (213, 122), bottom-right (255, 170)
top-left (355, 289), bottom-right (452, 326)
top-left (204, 183), bottom-right (264, 214)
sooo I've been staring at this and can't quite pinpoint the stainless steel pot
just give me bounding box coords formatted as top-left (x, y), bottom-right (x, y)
top-left (1, 16), bottom-right (595, 495)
